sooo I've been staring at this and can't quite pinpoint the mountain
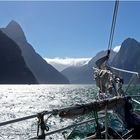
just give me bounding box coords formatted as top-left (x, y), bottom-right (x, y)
top-left (112, 38), bottom-right (140, 83)
top-left (0, 30), bottom-right (37, 84)
top-left (62, 65), bottom-right (92, 84)
top-left (62, 50), bottom-right (116, 84)
top-left (1, 20), bottom-right (69, 84)
top-left (62, 38), bottom-right (140, 84)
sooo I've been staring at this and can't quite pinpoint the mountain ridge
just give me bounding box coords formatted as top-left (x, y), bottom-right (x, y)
top-left (0, 29), bottom-right (38, 84)
top-left (1, 20), bottom-right (69, 84)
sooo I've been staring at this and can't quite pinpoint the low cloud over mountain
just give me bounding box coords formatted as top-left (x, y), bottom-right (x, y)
top-left (113, 45), bottom-right (121, 52)
top-left (45, 57), bottom-right (91, 71)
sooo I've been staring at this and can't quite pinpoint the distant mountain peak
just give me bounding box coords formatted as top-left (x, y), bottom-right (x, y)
top-left (120, 38), bottom-right (140, 52)
top-left (123, 38), bottom-right (138, 45)
top-left (6, 20), bottom-right (23, 32)
top-left (3, 20), bottom-right (26, 42)
top-left (124, 37), bottom-right (137, 42)
top-left (7, 20), bottom-right (19, 27)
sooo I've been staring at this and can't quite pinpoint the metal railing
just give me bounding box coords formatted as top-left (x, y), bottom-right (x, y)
top-left (0, 96), bottom-right (138, 139)
top-left (31, 115), bottom-right (106, 139)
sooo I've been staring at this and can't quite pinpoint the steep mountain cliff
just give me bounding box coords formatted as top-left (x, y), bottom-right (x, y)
top-left (112, 38), bottom-right (140, 83)
top-left (0, 30), bottom-right (37, 84)
top-left (1, 20), bottom-right (69, 84)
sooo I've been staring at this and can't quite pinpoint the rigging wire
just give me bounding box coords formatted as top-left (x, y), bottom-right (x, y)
top-left (107, 0), bottom-right (119, 56)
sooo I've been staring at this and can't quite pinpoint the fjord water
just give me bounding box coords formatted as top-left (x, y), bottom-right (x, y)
top-left (0, 84), bottom-right (98, 139)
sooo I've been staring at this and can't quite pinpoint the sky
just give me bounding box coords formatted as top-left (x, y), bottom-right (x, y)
top-left (0, 1), bottom-right (140, 69)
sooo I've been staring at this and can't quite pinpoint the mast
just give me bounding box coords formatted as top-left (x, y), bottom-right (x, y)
top-left (107, 0), bottom-right (119, 58)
